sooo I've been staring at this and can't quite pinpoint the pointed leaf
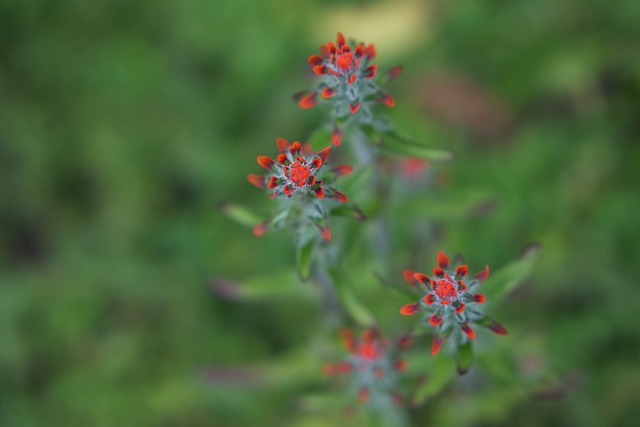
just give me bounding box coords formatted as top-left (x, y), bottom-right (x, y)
top-left (329, 205), bottom-right (367, 221)
top-left (219, 203), bottom-right (263, 228)
top-left (296, 239), bottom-right (315, 281)
top-left (329, 267), bottom-right (375, 327)
top-left (411, 356), bottom-right (456, 406)
top-left (456, 340), bottom-right (474, 375)
top-left (380, 131), bottom-right (454, 162)
top-left (210, 270), bottom-right (307, 301)
top-left (483, 243), bottom-right (541, 307)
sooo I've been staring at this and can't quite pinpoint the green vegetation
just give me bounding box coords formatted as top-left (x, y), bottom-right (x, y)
top-left (1, 0), bottom-right (639, 426)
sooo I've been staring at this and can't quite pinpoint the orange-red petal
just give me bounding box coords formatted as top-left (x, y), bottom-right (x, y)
top-left (399, 303), bottom-right (420, 316)
top-left (380, 93), bottom-right (395, 107)
top-left (310, 157), bottom-right (322, 169)
top-left (428, 314), bottom-right (443, 326)
top-left (257, 156), bottom-right (274, 169)
top-left (436, 251), bottom-right (449, 269)
top-left (320, 226), bottom-right (331, 241)
top-left (364, 43), bottom-right (376, 60)
top-left (253, 221), bottom-right (269, 237)
top-left (474, 265), bottom-right (490, 281)
top-left (349, 102), bottom-right (360, 114)
top-left (413, 272), bottom-right (431, 286)
top-left (424, 294), bottom-right (436, 305)
top-left (313, 64), bottom-right (327, 75)
top-left (317, 146), bottom-right (331, 162)
top-left (267, 176), bottom-right (278, 189)
top-left (314, 182), bottom-right (325, 198)
top-left (402, 269), bottom-right (418, 286)
top-left (473, 294), bottom-right (486, 303)
top-left (308, 54), bottom-right (323, 66)
top-left (431, 335), bottom-right (446, 356)
top-left (283, 184), bottom-right (295, 196)
top-left (332, 164), bottom-right (352, 176)
top-left (455, 265), bottom-right (469, 278)
top-left (461, 323), bottom-right (476, 340)
top-left (298, 93), bottom-right (317, 109)
top-left (276, 137), bottom-right (290, 153)
top-left (348, 74), bottom-right (356, 85)
top-left (247, 174), bottom-right (265, 188)
top-left (336, 32), bottom-right (346, 47)
top-left (488, 320), bottom-right (508, 335)
top-left (331, 127), bottom-right (343, 146)
top-left (332, 189), bottom-right (349, 203)
top-left (321, 87), bottom-right (335, 98)
top-left (365, 64), bottom-right (378, 79)
top-left (387, 65), bottom-right (403, 81)
top-left (290, 141), bottom-right (302, 154)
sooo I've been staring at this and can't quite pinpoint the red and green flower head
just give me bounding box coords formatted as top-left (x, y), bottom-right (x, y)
top-left (296, 32), bottom-right (402, 146)
top-left (399, 251), bottom-right (507, 356)
top-left (324, 328), bottom-right (410, 406)
top-left (247, 137), bottom-right (353, 240)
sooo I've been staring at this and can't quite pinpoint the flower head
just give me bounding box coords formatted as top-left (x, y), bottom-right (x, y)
top-left (247, 137), bottom-right (352, 240)
top-left (296, 32), bottom-right (402, 145)
top-left (324, 328), bottom-right (410, 406)
top-left (399, 251), bottom-right (507, 356)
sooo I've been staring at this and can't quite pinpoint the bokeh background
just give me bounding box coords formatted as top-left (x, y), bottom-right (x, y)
top-left (1, 0), bottom-right (639, 426)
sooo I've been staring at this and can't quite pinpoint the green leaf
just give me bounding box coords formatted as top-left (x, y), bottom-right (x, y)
top-left (394, 191), bottom-right (498, 221)
top-left (296, 239), bottom-right (315, 281)
top-left (380, 131), bottom-right (455, 162)
top-left (307, 127), bottom-right (333, 149)
top-left (456, 340), bottom-right (474, 375)
top-left (211, 270), bottom-right (308, 301)
top-left (411, 356), bottom-right (456, 406)
top-left (329, 267), bottom-right (375, 327)
top-left (484, 243), bottom-right (541, 307)
top-left (219, 203), bottom-right (262, 228)
top-left (329, 205), bottom-right (367, 221)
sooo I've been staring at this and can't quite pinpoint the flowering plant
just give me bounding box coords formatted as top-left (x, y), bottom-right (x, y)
top-left (400, 251), bottom-right (507, 362)
top-left (219, 31), bottom-right (539, 425)
top-left (247, 138), bottom-right (352, 241)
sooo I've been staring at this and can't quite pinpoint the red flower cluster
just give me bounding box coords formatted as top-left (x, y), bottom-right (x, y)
top-left (324, 328), bottom-right (410, 404)
top-left (400, 251), bottom-right (507, 355)
top-left (296, 32), bottom-right (401, 146)
top-left (248, 137), bottom-right (351, 201)
top-left (247, 137), bottom-right (353, 240)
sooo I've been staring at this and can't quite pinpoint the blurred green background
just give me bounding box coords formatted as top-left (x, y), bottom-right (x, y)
top-left (1, 0), bottom-right (639, 426)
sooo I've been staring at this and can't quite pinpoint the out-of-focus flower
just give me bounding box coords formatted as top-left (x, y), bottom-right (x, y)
top-left (247, 137), bottom-right (352, 240)
top-left (324, 328), bottom-right (410, 406)
top-left (296, 32), bottom-right (402, 146)
top-left (400, 251), bottom-right (507, 355)
top-left (400, 157), bottom-right (430, 181)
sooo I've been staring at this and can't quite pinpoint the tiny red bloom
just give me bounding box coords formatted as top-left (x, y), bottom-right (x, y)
top-left (297, 32), bottom-right (401, 127)
top-left (249, 138), bottom-right (348, 202)
top-left (398, 251), bottom-right (506, 356)
top-left (325, 328), bottom-right (410, 405)
top-left (248, 138), bottom-right (353, 240)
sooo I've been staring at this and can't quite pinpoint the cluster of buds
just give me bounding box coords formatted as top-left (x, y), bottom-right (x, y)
top-left (296, 32), bottom-right (402, 146)
top-left (324, 328), bottom-right (410, 407)
top-left (247, 137), bottom-right (352, 240)
top-left (399, 251), bottom-right (508, 355)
